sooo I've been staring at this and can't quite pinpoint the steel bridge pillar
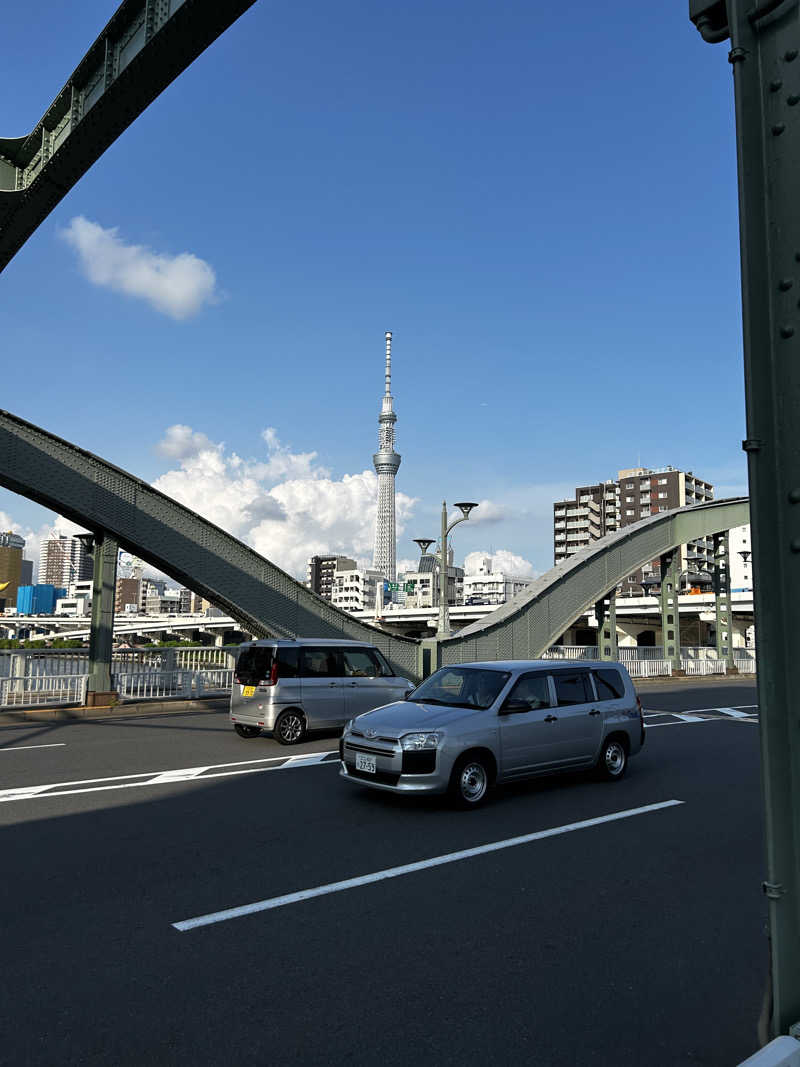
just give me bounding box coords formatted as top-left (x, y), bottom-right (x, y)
top-left (87, 532), bottom-right (119, 704)
top-left (659, 551), bottom-right (681, 669)
top-left (692, 0), bottom-right (800, 1039)
top-left (595, 591), bottom-right (618, 660)
top-left (713, 532), bottom-right (734, 670)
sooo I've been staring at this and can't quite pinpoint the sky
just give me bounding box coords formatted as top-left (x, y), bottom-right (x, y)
top-left (0, 0), bottom-right (746, 583)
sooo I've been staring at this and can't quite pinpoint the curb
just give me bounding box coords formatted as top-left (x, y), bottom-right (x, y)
top-left (0, 697), bottom-right (229, 728)
top-left (739, 1036), bottom-right (800, 1066)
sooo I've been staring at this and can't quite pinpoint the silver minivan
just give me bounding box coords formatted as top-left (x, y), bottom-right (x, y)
top-left (340, 659), bottom-right (645, 807)
top-left (230, 639), bottom-right (414, 745)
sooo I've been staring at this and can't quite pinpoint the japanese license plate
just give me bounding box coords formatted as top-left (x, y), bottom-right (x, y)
top-left (355, 752), bottom-right (376, 774)
top-left (242, 685), bottom-right (256, 698)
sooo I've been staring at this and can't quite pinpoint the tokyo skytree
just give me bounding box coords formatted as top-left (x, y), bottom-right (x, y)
top-left (372, 331), bottom-right (401, 581)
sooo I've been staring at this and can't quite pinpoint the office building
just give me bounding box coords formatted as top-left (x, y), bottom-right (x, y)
top-left (0, 531), bottom-right (26, 613)
top-left (463, 557), bottom-right (534, 606)
top-left (16, 584), bottom-right (67, 615)
top-left (402, 548), bottom-right (464, 610)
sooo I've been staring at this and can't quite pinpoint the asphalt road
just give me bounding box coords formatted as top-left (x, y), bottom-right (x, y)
top-left (0, 682), bottom-right (765, 1066)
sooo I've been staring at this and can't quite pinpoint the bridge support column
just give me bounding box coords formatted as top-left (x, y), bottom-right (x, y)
top-left (595, 592), bottom-right (618, 660)
top-left (87, 533), bottom-right (118, 705)
top-left (659, 551), bottom-right (681, 670)
top-left (713, 532), bottom-right (734, 670)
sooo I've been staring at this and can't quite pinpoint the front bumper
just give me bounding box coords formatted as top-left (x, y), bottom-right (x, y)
top-left (339, 733), bottom-right (448, 794)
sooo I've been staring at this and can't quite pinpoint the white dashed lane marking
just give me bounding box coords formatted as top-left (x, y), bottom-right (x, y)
top-left (172, 799), bottom-right (685, 931)
top-left (0, 750), bottom-right (339, 804)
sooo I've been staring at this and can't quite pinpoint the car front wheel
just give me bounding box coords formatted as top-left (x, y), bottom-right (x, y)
top-left (450, 754), bottom-right (492, 808)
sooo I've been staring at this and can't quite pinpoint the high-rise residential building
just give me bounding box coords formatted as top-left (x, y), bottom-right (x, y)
top-left (0, 531), bottom-right (26, 612)
top-left (306, 555), bottom-right (356, 601)
top-left (115, 577), bottom-right (142, 613)
top-left (372, 331), bottom-right (401, 581)
top-left (20, 559), bottom-right (33, 586)
top-left (553, 467), bottom-right (715, 592)
top-left (39, 533), bottom-right (94, 588)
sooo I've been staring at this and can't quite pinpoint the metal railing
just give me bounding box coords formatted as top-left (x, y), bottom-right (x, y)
top-left (542, 646), bottom-right (598, 660)
top-left (0, 674), bottom-right (88, 708)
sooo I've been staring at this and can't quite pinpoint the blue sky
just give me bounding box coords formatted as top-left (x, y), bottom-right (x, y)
top-left (0, 0), bottom-right (745, 578)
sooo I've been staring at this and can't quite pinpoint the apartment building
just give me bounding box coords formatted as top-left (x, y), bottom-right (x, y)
top-left (553, 467), bottom-right (715, 593)
top-left (307, 555), bottom-right (357, 601)
top-left (463, 556), bottom-right (534, 606)
top-left (330, 558), bottom-right (384, 612)
top-left (39, 534), bottom-right (94, 588)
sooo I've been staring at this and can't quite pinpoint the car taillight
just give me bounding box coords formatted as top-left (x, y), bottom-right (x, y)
top-left (636, 694), bottom-right (643, 724)
top-left (268, 661), bottom-right (278, 686)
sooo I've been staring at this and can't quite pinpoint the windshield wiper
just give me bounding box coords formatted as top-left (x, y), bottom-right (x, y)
top-left (414, 697), bottom-right (456, 706)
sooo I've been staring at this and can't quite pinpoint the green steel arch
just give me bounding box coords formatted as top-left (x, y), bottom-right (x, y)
top-left (0, 0), bottom-right (257, 273)
top-left (0, 409), bottom-right (421, 679)
top-left (439, 496), bottom-right (750, 665)
top-left (0, 407), bottom-right (749, 678)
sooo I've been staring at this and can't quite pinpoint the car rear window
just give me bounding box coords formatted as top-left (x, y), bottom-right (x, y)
top-left (235, 646), bottom-right (273, 684)
top-left (553, 672), bottom-right (593, 706)
top-left (593, 668), bottom-right (625, 700)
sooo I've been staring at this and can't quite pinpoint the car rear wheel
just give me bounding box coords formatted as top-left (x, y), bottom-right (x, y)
top-left (450, 754), bottom-right (491, 808)
top-left (597, 737), bottom-right (627, 780)
top-left (274, 710), bottom-right (306, 746)
top-left (233, 724), bottom-right (261, 739)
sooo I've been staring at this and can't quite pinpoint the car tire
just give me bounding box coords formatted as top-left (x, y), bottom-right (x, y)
top-left (233, 724), bottom-right (261, 739)
top-left (597, 736), bottom-right (627, 781)
top-left (274, 710), bottom-right (306, 746)
top-left (449, 753), bottom-right (492, 808)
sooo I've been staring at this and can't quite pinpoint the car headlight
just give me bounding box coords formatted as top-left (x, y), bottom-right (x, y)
top-left (400, 732), bottom-right (442, 750)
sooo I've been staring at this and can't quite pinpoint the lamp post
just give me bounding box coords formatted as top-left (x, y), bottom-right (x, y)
top-left (414, 502), bottom-right (477, 639)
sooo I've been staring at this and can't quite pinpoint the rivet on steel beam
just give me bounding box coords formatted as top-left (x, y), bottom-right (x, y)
top-left (780, 278), bottom-right (794, 290)
top-left (729, 48), bottom-right (747, 64)
top-left (770, 80), bottom-right (783, 92)
top-left (789, 95), bottom-right (800, 106)
top-left (780, 325), bottom-right (795, 338)
top-left (742, 439), bottom-right (763, 452)
top-left (791, 539), bottom-right (800, 554)
top-left (772, 123), bottom-right (787, 135)
top-left (785, 49), bottom-right (799, 62)
top-left (788, 489), bottom-right (800, 504)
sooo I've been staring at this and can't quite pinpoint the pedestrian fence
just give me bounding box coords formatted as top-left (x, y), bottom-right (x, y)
top-left (114, 669), bottom-right (235, 702)
top-left (0, 674), bottom-right (89, 708)
top-left (682, 659), bottom-right (727, 676)
top-left (626, 660), bottom-right (674, 679)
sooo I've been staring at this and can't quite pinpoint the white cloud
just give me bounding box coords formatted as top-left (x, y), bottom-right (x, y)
top-left (459, 499), bottom-right (507, 526)
top-left (60, 216), bottom-right (219, 320)
top-left (156, 425), bottom-right (218, 460)
top-left (464, 549), bottom-right (537, 577)
top-left (151, 426), bottom-right (417, 578)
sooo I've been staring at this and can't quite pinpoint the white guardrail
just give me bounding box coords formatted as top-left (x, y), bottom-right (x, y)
top-left (0, 674), bottom-right (89, 708)
top-left (625, 660), bottom-right (673, 679)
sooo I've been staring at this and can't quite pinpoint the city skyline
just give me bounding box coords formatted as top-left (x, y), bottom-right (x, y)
top-left (1, 1), bottom-right (748, 580)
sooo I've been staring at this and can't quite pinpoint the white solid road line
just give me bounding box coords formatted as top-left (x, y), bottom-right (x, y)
top-left (172, 799), bottom-right (685, 932)
top-left (0, 743), bottom-right (67, 752)
top-left (0, 750), bottom-right (338, 804)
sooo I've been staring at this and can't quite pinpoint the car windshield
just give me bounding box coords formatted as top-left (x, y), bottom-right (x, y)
top-left (410, 667), bottom-right (511, 710)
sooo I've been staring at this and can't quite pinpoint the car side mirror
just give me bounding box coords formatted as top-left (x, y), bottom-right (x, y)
top-left (500, 698), bottom-right (530, 714)
top-left (404, 689), bottom-right (415, 700)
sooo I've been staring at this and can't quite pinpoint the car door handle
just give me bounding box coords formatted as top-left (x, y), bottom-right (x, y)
top-left (347, 681), bottom-right (358, 687)
top-left (328, 681), bottom-right (338, 687)
top-left (589, 709), bottom-right (601, 716)
top-left (544, 714), bottom-right (558, 723)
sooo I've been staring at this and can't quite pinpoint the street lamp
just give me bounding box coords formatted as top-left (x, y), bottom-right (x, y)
top-left (414, 501), bottom-right (478, 639)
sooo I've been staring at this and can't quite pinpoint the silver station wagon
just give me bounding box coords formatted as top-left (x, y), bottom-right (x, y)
top-left (230, 638), bottom-right (414, 745)
top-left (340, 659), bottom-right (645, 807)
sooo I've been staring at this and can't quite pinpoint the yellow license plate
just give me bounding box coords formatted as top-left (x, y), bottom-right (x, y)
top-left (242, 685), bottom-right (256, 697)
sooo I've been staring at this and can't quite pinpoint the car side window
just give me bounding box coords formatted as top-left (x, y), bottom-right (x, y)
top-left (275, 647), bottom-right (300, 677)
top-left (504, 672), bottom-right (551, 710)
top-left (342, 649), bottom-right (379, 678)
top-left (553, 672), bottom-right (593, 706)
top-left (371, 649), bottom-right (393, 677)
top-left (300, 647), bottom-right (340, 678)
top-left (593, 668), bottom-right (624, 700)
